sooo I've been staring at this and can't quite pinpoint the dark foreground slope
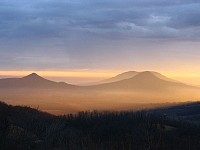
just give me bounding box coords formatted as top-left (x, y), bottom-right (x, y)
top-left (1, 101), bottom-right (200, 150)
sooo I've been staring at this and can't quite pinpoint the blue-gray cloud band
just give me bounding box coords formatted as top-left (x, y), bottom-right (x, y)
top-left (1, 0), bottom-right (200, 39)
top-left (0, 0), bottom-right (200, 70)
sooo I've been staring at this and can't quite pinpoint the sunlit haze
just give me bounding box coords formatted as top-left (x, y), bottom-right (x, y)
top-left (1, 0), bottom-right (200, 84)
top-left (0, 70), bottom-right (200, 85)
top-left (0, 0), bottom-right (200, 114)
top-left (1, 1), bottom-right (200, 149)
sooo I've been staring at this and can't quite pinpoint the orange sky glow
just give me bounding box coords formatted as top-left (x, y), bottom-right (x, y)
top-left (0, 70), bottom-right (200, 86)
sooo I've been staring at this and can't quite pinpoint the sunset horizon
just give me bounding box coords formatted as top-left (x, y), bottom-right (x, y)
top-left (1, 1), bottom-right (200, 85)
top-left (1, 0), bottom-right (200, 149)
top-left (0, 70), bottom-right (200, 85)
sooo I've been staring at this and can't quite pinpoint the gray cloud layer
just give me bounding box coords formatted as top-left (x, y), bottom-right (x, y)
top-left (0, 0), bottom-right (200, 70)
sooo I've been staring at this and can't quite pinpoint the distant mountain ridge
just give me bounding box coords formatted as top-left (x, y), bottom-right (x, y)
top-left (96, 71), bottom-right (139, 84)
top-left (0, 71), bottom-right (196, 90)
top-left (0, 73), bottom-right (75, 88)
top-left (0, 71), bottom-right (199, 114)
top-left (90, 71), bottom-right (178, 85)
top-left (89, 71), bottom-right (196, 91)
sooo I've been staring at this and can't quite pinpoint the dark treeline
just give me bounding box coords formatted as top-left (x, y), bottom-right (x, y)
top-left (1, 101), bottom-right (200, 150)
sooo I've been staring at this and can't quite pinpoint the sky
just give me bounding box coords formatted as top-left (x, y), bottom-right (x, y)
top-left (1, 0), bottom-right (200, 84)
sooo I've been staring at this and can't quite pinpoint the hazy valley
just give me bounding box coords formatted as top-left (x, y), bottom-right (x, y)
top-left (0, 71), bottom-right (199, 114)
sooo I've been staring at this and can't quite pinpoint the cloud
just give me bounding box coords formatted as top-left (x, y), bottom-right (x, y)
top-left (0, 0), bottom-right (200, 70)
top-left (1, 0), bottom-right (200, 40)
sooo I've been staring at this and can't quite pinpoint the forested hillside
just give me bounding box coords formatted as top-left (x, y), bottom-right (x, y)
top-left (1, 102), bottom-right (200, 150)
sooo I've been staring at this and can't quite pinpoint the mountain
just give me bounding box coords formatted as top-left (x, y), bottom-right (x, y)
top-left (0, 73), bottom-right (75, 89)
top-left (91, 71), bottom-right (139, 85)
top-left (90, 71), bottom-right (196, 91)
top-left (0, 71), bottom-right (192, 90)
top-left (89, 71), bottom-right (178, 85)
top-left (151, 72), bottom-right (178, 82)
top-left (0, 71), bottom-right (199, 114)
